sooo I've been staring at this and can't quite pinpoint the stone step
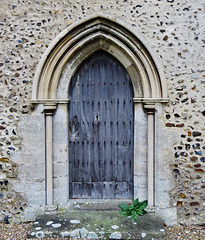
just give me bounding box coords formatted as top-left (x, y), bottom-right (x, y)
top-left (68, 199), bottom-right (133, 210)
top-left (27, 210), bottom-right (166, 239)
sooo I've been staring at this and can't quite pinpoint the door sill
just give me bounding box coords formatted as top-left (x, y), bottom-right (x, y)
top-left (68, 199), bottom-right (132, 210)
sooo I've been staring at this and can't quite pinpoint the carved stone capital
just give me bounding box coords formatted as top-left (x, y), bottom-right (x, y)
top-left (133, 97), bottom-right (169, 113)
top-left (133, 98), bottom-right (169, 104)
top-left (43, 103), bottom-right (57, 115)
top-left (31, 99), bottom-right (69, 104)
top-left (144, 104), bottom-right (156, 114)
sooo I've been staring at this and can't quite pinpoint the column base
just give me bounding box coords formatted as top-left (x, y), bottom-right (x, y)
top-left (146, 206), bottom-right (156, 213)
top-left (45, 204), bottom-right (57, 212)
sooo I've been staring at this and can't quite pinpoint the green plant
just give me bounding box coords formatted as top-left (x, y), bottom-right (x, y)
top-left (118, 198), bottom-right (147, 221)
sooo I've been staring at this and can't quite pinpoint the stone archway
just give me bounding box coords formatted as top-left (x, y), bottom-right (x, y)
top-left (31, 14), bottom-right (168, 211)
top-left (32, 14), bottom-right (167, 100)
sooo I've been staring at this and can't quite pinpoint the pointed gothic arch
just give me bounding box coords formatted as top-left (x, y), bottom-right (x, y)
top-left (31, 14), bottom-right (168, 102)
top-left (31, 14), bottom-right (169, 211)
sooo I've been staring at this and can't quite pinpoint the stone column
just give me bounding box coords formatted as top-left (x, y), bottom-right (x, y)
top-left (144, 104), bottom-right (155, 211)
top-left (44, 103), bottom-right (57, 211)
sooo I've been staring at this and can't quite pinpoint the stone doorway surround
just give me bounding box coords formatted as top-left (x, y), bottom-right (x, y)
top-left (30, 14), bottom-right (175, 223)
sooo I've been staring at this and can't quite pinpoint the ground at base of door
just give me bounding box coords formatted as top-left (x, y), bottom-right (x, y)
top-left (27, 210), bottom-right (166, 239)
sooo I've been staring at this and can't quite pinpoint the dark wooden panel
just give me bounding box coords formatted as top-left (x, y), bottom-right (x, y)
top-left (69, 51), bottom-right (134, 199)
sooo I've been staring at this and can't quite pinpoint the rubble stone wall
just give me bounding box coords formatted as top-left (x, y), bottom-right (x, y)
top-left (0, 0), bottom-right (204, 224)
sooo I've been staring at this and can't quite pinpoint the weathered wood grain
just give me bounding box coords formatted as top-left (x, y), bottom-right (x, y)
top-left (69, 51), bottom-right (134, 199)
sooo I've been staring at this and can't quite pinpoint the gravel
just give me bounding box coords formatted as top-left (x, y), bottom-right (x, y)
top-left (0, 222), bottom-right (31, 240)
top-left (165, 224), bottom-right (205, 240)
top-left (0, 222), bottom-right (204, 240)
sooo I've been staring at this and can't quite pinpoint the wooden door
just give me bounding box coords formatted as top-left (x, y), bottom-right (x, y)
top-left (69, 51), bottom-right (134, 199)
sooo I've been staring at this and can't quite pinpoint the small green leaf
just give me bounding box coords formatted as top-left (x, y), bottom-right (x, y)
top-left (128, 205), bottom-right (134, 210)
top-left (118, 204), bottom-right (129, 210)
top-left (133, 198), bottom-right (139, 206)
top-left (138, 202), bottom-right (147, 210)
top-left (136, 210), bottom-right (144, 215)
top-left (118, 198), bottom-right (147, 221)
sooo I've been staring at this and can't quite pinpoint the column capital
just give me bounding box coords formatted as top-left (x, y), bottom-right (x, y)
top-left (30, 99), bottom-right (69, 104)
top-left (133, 98), bottom-right (169, 104)
top-left (144, 104), bottom-right (156, 114)
top-left (43, 103), bottom-right (57, 115)
top-left (133, 97), bottom-right (169, 113)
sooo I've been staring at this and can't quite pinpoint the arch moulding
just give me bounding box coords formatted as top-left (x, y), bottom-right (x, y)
top-left (31, 13), bottom-right (168, 103)
top-left (31, 14), bottom-right (169, 211)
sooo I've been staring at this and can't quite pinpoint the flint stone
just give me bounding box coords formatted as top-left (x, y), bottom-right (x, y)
top-left (70, 229), bottom-right (80, 238)
top-left (192, 131), bottom-right (201, 137)
top-left (141, 232), bottom-right (147, 238)
top-left (52, 223), bottom-right (61, 228)
top-left (70, 219), bottom-right (80, 224)
top-left (60, 231), bottom-right (69, 237)
top-left (109, 231), bottom-right (121, 239)
top-left (80, 227), bottom-right (88, 238)
top-left (111, 225), bottom-right (119, 230)
top-left (35, 231), bottom-right (44, 238)
top-left (87, 231), bottom-right (98, 239)
top-left (46, 221), bottom-right (53, 225)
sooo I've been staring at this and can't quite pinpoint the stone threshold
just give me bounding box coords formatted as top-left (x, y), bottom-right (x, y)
top-left (68, 199), bottom-right (133, 210)
top-left (27, 209), bottom-right (166, 239)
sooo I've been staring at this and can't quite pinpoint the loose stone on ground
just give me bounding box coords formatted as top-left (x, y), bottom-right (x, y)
top-left (0, 221), bottom-right (205, 239)
top-left (26, 210), bottom-right (166, 239)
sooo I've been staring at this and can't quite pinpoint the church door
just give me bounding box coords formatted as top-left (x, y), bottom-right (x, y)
top-left (69, 51), bottom-right (134, 199)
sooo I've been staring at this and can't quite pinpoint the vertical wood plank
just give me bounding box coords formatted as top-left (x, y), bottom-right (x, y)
top-left (69, 51), bottom-right (134, 199)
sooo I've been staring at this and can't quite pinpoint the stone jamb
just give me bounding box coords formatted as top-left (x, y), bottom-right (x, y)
top-left (133, 99), bottom-right (166, 212)
top-left (43, 103), bottom-right (57, 211)
top-left (144, 103), bottom-right (156, 212)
